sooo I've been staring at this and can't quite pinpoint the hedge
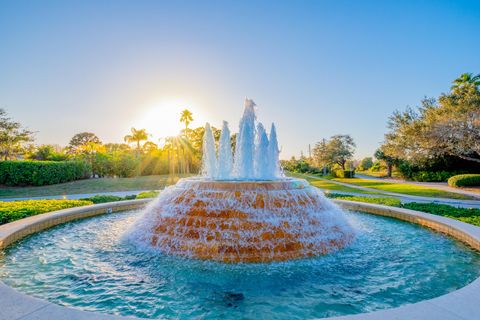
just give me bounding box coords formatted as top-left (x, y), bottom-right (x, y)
top-left (0, 199), bottom-right (93, 225)
top-left (0, 160), bottom-right (92, 186)
top-left (448, 174), bottom-right (480, 188)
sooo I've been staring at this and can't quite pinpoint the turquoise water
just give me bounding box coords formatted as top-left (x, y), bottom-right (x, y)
top-left (1, 210), bottom-right (479, 320)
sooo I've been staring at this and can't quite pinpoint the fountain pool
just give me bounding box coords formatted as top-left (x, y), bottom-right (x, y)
top-left (1, 209), bottom-right (479, 319)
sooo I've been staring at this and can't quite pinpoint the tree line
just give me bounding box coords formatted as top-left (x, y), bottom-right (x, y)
top-left (0, 108), bottom-right (225, 178)
top-left (283, 73), bottom-right (480, 181)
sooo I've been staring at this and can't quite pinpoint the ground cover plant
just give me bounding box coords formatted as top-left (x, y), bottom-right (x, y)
top-left (0, 190), bottom-right (161, 225)
top-left (0, 199), bottom-right (93, 225)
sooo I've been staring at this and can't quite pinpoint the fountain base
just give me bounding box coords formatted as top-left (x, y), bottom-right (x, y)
top-left (130, 178), bottom-right (354, 263)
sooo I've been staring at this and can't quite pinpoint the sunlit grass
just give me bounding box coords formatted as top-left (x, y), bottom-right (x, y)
top-left (287, 172), bottom-right (380, 195)
top-left (333, 178), bottom-right (473, 200)
top-left (0, 174), bottom-right (191, 198)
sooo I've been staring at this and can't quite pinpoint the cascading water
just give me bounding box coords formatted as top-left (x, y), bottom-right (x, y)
top-left (127, 98), bottom-right (355, 263)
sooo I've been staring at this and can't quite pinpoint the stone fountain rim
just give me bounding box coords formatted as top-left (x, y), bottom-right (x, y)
top-left (0, 198), bottom-right (479, 320)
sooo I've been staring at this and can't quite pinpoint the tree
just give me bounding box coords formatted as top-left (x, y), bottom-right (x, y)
top-left (67, 132), bottom-right (102, 154)
top-left (124, 128), bottom-right (149, 153)
top-left (358, 157), bottom-right (373, 171)
top-left (374, 148), bottom-right (397, 177)
top-left (180, 109), bottom-right (193, 130)
top-left (380, 73), bottom-right (480, 166)
top-left (313, 135), bottom-right (356, 170)
top-left (29, 145), bottom-right (66, 161)
top-left (451, 73), bottom-right (480, 95)
top-left (142, 141), bottom-right (158, 153)
top-left (0, 109), bottom-right (34, 160)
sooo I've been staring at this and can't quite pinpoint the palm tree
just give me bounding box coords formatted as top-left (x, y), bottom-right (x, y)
top-left (180, 109), bottom-right (193, 134)
top-left (451, 73), bottom-right (480, 93)
top-left (124, 128), bottom-right (149, 153)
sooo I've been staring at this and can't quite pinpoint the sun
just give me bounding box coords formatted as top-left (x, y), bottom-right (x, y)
top-left (132, 98), bottom-right (204, 143)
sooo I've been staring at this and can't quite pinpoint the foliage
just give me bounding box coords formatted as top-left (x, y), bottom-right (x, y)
top-left (448, 174), bottom-right (480, 187)
top-left (67, 132), bottom-right (102, 154)
top-left (281, 157), bottom-right (318, 174)
top-left (180, 109), bottom-right (193, 131)
top-left (357, 157), bottom-right (373, 171)
top-left (80, 195), bottom-right (124, 203)
top-left (380, 73), bottom-right (480, 168)
top-left (0, 108), bottom-right (34, 160)
top-left (333, 169), bottom-right (355, 178)
top-left (325, 193), bottom-right (402, 206)
top-left (136, 190), bottom-right (160, 199)
top-left (29, 145), bottom-right (67, 161)
top-left (401, 202), bottom-right (480, 227)
top-left (313, 135), bottom-right (355, 170)
top-left (0, 160), bottom-right (91, 186)
top-left (0, 199), bottom-right (93, 225)
top-left (124, 127), bottom-right (149, 152)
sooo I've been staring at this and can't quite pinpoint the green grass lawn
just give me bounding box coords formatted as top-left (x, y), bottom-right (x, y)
top-left (355, 170), bottom-right (401, 178)
top-left (332, 177), bottom-right (473, 200)
top-left (0, 174), bottom-right (189, 198)
top-left (287, 172), bottom-right (381, 195)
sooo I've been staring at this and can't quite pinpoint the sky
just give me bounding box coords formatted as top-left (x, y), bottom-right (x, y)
top-left (1, 0), bottom-right (479, 160)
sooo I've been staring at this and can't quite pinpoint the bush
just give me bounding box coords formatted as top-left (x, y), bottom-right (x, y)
top-left (0, 199), bottom-right (93, 225)
top-left (0, 160), bottom-right (92, 186)
top-left (136, 190), bottom-right (160, 199)
top-left (80, 195), bottom-right (124, 204)
top-left (448, 174), bottom-right (480, 187)
top-left (333, 170), bottom-right (355, 178)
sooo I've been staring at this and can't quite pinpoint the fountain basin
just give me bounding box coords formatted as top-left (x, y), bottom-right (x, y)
top-left (1, 201), bottom-right (480, 320)
top-left (128, 178), bottom-right (354, 263)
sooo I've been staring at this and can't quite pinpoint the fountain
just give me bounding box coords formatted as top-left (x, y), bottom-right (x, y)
top-left (129, 98), bottom-right (354, 262)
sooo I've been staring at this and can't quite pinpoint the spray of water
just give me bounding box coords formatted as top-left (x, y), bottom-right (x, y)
top-left (217, 121), bottom-right (233, 180)
top-left (203, 98), bottom-right (283, 181)
top-left (201, 123), bottom-right (217, 179)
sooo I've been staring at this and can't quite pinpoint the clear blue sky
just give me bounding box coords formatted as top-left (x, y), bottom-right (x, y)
top-left (1, 0), bottom-right (479, 159)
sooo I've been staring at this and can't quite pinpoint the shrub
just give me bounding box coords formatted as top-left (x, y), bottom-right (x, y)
top-left (448, 174), bottom-right (480, 187)
top-left (0, 199), bottom-right (93, 225)
top-left (112, 153), bottom-right (139, 177)
top-left (136, 190), bottom-right (160, 199)
top-left (0, 160), bottom-right (91, 186)
top-left (333, 170), bottom-right (355, 178)
top-left (80, 195), bottom-right (123, 204)
top-left (402, 202), bottom-right (480, 227)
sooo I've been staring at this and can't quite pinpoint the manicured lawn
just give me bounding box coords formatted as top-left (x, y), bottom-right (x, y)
top-left (332, 178), bottom-right (473, 200)
top-left (287, 172), bottom-right (381, 195)
top-left (0, 174), bottom-right (189, 198)
top-left (325, 193), bottom-right (402, 206)
top-left (355, 170), bottom-right (401, 178)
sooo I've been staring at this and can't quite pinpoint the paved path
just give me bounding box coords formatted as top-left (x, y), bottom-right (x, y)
top-left (0, 190), bottom-right (154, 202)
top-left (298, 173), bottom-right (480, 209)
top-left (355, 173), bottom-right (480, 199)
